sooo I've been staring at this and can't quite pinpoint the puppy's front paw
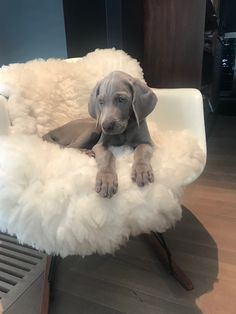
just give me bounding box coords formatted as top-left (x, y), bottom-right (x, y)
top-left (95, 170), bottom-right (118, 198)
top-left (131, 162), bottom-right (154, 187)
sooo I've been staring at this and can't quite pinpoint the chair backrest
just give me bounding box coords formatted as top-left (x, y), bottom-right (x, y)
top-left (148, 88), bottom-right (207, 156)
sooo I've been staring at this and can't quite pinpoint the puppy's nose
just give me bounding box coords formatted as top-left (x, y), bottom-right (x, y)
top-left (102, 121), bottom-right (115, 133)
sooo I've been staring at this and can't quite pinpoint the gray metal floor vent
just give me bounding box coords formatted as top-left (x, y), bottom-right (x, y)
top-left (0, 232), bottom-right (47, 314)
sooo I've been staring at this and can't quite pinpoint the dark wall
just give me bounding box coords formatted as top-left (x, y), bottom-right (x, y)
top-left (63, 0), bottom-right (107, 57)
top-left (221, 0), bottom-right (236, 32)
top-left (0, 0), bottom-right (143, 66)
top-left (0, 0), bottom-right (67, 65)
top-left (122, 0), bottom-right (144, 64)
top-left (63, 0), bottom-right (144, 62)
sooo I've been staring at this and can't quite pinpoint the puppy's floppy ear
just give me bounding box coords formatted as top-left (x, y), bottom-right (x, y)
top-left (131, 79), bottom-right (157, 126)
top-left (88, 80), bottom-right (102, 124)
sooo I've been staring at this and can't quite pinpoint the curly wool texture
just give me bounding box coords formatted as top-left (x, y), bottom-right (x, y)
top-left (0, 49), bottom-right (144, 136)
top-left (0, 49), bottom-right (205, 257)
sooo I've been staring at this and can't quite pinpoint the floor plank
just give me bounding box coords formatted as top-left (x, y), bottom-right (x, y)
top-left (49, 290), bottom-right (124, 314)
top-left (53, 269), bottom-right (200, 314)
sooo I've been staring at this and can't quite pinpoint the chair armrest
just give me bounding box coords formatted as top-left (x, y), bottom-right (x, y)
top-left (148, 88), bottom-right (207, 156)
top-left (0, 95), bottom-right (10, 135)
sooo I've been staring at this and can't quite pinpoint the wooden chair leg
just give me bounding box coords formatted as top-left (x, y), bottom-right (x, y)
top-left (48, 255), bottom-right (61, 301)
top-left (144, 232), bottom-right (194, 291)
top-left (41, 256), bottom-right (52, 314)
top-left (40, 255), bottom-right (61, 314)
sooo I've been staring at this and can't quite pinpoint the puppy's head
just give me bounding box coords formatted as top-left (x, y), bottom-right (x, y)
top-left (88, 71), bottom-right (157, 135)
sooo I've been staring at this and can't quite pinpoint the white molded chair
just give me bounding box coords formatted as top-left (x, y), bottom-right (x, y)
top-left (0, 85), bottom-right (206, 292)
top-left (0, 53), bottom-right (207, 307)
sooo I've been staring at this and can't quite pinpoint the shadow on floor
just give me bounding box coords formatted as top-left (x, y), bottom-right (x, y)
top-left (164, 206), bottom-right (219, 313)
top-left (50, 206), bottom-right (218, 314)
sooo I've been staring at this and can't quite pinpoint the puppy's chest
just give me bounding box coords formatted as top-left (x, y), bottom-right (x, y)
top-left (106, 133), bottom-right (126, 147)
top-left (104, 131), bottom-right (140, 148)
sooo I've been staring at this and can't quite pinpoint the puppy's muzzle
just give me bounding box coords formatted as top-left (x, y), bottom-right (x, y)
top-left (102, 120), bottom-right (116, 133)
top-left (101, 119), bottom-right (128, 135)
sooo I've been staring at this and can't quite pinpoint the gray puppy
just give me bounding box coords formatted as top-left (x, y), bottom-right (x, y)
top-left (89, 71), bottom-right (157, 198)
top-left (43, 71), bottom-right (157, 198)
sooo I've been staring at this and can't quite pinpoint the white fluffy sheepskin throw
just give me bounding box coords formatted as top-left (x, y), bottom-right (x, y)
top-left (0, 49), bottom-right (205, 257)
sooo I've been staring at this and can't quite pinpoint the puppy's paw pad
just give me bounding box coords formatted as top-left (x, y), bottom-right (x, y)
top-left (95, 171), bottom-right (118, 198)
top-left (132, 163), bottom-right (154, 187)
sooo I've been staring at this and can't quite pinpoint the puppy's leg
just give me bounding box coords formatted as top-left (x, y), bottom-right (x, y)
top-left (93, 143), bottom-right (118, 198)
top-left (131, 144), bottom-right (154, 187)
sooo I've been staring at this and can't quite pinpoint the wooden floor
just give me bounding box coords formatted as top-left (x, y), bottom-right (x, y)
top-left (49, 115), bottom-right (236, 314)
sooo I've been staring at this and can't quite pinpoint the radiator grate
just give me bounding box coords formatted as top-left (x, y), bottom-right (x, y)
top-left (0, 232), bottom-right (47, 312)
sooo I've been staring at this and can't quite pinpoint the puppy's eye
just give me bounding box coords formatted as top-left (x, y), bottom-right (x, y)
top-left (118, 96), bottom-right (126, 103)
top-left (99, 99), bottom-right (104, 105)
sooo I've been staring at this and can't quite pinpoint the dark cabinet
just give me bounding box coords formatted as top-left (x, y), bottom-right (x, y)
top-left (143, 0), bottom-right (206, 88)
